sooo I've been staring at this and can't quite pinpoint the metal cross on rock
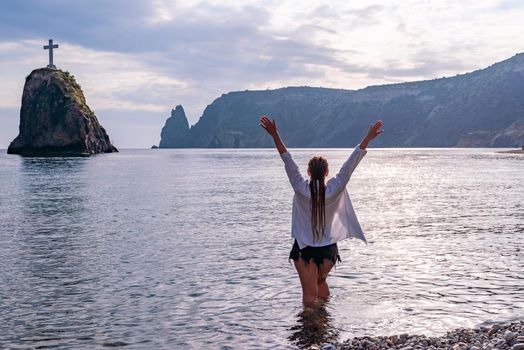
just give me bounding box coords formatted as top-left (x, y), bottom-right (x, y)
top-left (43, 39), bottom-right (59, 69)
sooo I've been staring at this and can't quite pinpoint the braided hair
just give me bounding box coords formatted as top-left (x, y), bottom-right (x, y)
top-left (308, 156), bottom-right (328, 241)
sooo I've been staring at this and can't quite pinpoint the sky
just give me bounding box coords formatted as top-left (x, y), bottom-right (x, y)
top-left (0, 0), bottom-right (523, 148)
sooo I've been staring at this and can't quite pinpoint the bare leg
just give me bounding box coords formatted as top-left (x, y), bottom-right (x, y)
top-left (317, 258), bottom-right (334, 301)
top-left (294, 258), bottom-right (319, 307)
top-left (317, 281), bottom-right (329, 300)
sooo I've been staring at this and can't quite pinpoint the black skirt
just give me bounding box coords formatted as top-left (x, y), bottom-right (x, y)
top-left (289, 239), bottom-right (342, 267)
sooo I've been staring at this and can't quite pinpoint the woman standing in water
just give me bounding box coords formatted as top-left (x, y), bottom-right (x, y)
top-left (260, 116), bottom-right (383, 306)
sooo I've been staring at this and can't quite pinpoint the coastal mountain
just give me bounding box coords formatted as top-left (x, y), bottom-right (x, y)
top-left (8, 68), bottom-right (117, 156)
top-left (159, 53), bottom-right (524, 148)
top-left (159, 105), bottom-right (189, 148)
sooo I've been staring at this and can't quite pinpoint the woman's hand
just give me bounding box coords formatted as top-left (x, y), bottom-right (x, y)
top-left (366, 120), bottom-right (383, 141)
top-left (260, 115), bottom-right (287, 154)
top-left (360, 120), bottom-right (383, 150)
top-left (259, 116), bottom-right (278, 137)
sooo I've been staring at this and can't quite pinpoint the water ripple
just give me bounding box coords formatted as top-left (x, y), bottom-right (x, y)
top-left (0, 148), bottom-right (522, 349)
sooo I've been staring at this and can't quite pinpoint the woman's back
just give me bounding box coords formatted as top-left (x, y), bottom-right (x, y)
top-left (280, 145), bottom-right (368, 249)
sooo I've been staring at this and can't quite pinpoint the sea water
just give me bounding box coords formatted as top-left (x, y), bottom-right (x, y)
top-left (0, 148), bottom-right (522, 349)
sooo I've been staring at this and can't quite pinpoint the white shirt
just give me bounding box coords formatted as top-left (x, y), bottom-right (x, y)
top-left (280, 145), bottom-right (368, 249)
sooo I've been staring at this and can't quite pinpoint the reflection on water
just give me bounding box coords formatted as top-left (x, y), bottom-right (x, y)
top-left (0, 149), bottom-right (522, 349)
top-left (5, 157), bottom-right (94, 348)
top-left (289, 303), bottom-right (339, 349)
top-left (19, 157), bottom-right (88, 217)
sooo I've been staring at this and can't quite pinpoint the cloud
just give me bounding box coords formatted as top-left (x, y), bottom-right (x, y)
top-left (0, 0), bottom-right (523, 148)
top-left (345, 4), bottom-right (386, 27)
top-left (0, 40), bottom-right (190, 111)
top-left (495, 0), bottom-right (524, 11)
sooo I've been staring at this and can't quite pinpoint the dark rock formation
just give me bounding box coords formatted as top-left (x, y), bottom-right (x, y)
top-left (159, 105), bottom-right (190, 148)
top-left (159, 53), bottom-right (524, 148)
top-left (8, 68), bottom-right (117, 156)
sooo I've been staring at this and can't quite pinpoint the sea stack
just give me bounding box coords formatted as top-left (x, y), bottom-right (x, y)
top-left (7, 68), bottom-right (117, 156)
top-left (159, 105), bottom-right (190, 148)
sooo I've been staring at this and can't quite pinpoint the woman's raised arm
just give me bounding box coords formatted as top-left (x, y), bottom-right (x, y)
top-left (359, 120), bottom-right (383, 150)
top-left (260, 116), bottom-right (308, 195)
top-left (259, 116), bottom-right (287, 154)
top-left (326, 120), bottom-right (384, 196)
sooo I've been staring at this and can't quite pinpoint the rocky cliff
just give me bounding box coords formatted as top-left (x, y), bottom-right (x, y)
top-left (159, 53), bottom-right (524, 148)
top-left (159, 105), bottom-right (189, 148)
top-left (8, 68), bottom-right (117, 156)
